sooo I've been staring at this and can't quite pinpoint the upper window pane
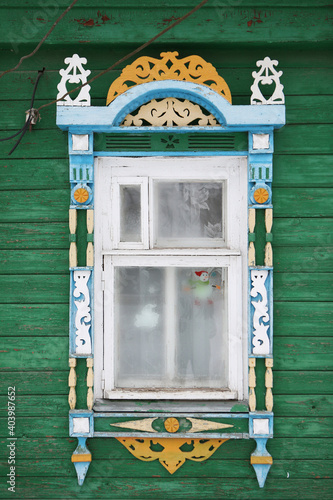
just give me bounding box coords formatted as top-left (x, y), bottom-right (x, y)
top-left (153, 181), bottom-right (224, 247)
top-left (120, 185), bottom-right (141, 242)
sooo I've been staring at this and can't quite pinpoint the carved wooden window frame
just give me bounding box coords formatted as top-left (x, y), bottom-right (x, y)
top-left (56, 52), bottom-right (285, 487)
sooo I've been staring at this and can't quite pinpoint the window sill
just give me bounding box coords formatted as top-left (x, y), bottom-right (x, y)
top-left (94, 398), bottom-right (249, 414)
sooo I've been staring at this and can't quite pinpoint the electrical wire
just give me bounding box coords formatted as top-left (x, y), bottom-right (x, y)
top-left (37, 0), bottom-right (209, 112)
top-left (0, 0), bottom-right (79, 79)
top-left (7, 68), bottom-right (45, 155)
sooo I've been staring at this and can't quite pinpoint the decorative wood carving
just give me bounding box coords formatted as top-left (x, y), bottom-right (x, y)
top-left (68, 358), bottom-right (77, 409)
top-left (73, 270), bottom-right (92, 355)
top-left (265, 358), bottom-right (273, 411)
top-left (248, 208), bottom-right (256, 267)
top-left (116, 437), bottom-right (228, 474)
top-left (86, 358), bottom-right (94, 410)
top-left (249, 358), bottom-right (256, 411)
top-left (86, 210), bottom-right (94, 267)
top-left (251, 57), bottom-right (284, 105)
top-left (57, 54), bottom-right (91, 106)
top-left (69, 209), bottom-right (77, 268)
top-left (250, 270), bottom-right (270, 355)
top-left (265, 209), bottom-right (273, 267)
top-left (122, 98), bottom-right (219, 127)
top-left (107, 51), bottom-right (231, 105)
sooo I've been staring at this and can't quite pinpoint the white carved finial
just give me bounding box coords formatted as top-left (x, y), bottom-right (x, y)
top-left (57, 54), bottom-right (91, 106)
top-left (250, 56), bottom-right (284, 105)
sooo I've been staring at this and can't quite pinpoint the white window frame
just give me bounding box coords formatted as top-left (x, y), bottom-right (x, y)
top-left (94, 156), bottom-right (248, 401)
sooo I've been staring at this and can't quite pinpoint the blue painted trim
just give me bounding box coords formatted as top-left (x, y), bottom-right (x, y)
top-left (93, 431), bottom-right (249, 439)
top-left (251, 437), bottom-right (272, 488)
top-left (249, 181), bottom-right (272, 206)
top-left (69, 132), bottom-right (94, 155)
top-left (93, 151), bottom-right (249, 157)
top-left (71, 437), bottom-right (91, 486)
top-left (69, 267), bottom-right (94, 357)
top-left (248, 130), bottom-right (274, 154)
top-left (69, 410), bottom-right (94, 437)
top-left (249, 412), bottom-right (274, 439)
top-left (94, 412), bottom-right (249, 419)
top-left (57, 81), bottom-right (285, 131)
top-left (71, 183), bottom-right (93, 207)
top-left (248, 268), bottom-right (273, 357)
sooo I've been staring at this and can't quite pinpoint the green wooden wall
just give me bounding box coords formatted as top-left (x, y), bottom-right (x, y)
top-left (0, 1), bottom-right (332, 498)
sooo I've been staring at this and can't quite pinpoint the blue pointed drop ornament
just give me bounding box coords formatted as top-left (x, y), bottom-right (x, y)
top-left (71, 437), bottom-right (91, 485)
top-left (251, 438), bottom-right (272, 488)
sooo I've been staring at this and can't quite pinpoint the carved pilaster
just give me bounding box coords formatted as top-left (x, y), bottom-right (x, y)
top-left (265, 358), bottom-right (273, 411)
top-left (86, 358), bottom-right (94, 410)
top-left (68, 358), bottom-right (77, 409)
top-left (249, 358), bottom-right (256, 411)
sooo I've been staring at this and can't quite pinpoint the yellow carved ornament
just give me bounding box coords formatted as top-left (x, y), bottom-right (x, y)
top-left (253, 188), bottom-right (269, 204)
top-left (107, 51), bottom-right (231, 105)
top-left (116, 438), bottom-right (228, 474)
top-left (74, 188), bottom-right (89, 204)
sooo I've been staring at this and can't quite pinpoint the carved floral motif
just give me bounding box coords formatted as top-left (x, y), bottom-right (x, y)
top-left (116, 437), bottom-right (228, 474)
top-left (107, 51), bottom-right (231, 104)
top-left (73, 270), bottom-right (92, 354)
top-left (251, 57), bottom-right (284, 105)
top-left (57, 54), bottom-right (91, 106)
top-left (122, 98), bottom-right (219, 127)
top-left (250, 269), bottom-right (270, 355)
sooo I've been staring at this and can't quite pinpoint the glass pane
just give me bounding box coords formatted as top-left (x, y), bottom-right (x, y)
top-left (120, 185), bottom-right (141, 242)
top-left (154, 181), bottom-right (224, 247)
top-left (114, 266), bottom-right (227, 390)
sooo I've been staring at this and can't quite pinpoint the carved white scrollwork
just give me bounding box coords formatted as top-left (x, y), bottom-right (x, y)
top-left (250, 57), bottom-right (284, 105)
top-left (122, 98), bottom-right (219, 126)
top-left (73, 270), bottom-right (92, 354)
top-left (57, 54), bottom-right (91, 106)
top-left (250, 269), bottom-right (270, 355)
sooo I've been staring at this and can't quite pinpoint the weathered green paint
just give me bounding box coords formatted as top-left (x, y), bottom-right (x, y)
top-left (0, 1), bottom-right (332, 498)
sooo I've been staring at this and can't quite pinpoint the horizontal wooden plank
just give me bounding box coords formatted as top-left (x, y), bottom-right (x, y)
top-left (2, 187), bottom-right (333, 224)
top-left (275, 187), bottom-right (333, 217)
top-left (1, 67), bottom-right (333, 104)
top-left (0, 457), bottom-right (332, 480)
top-left (274, 371), bottom-right (333, 394)
top-left (274, 395), bottom-right (333, 417)
top-left (1, 7), bottom-right (332, 48)
top-left (274, 273), bottom-right (333, 301)
top-left (275, 125), bottom-right (333, 154)
top-left (0, 250), bottom-right (68, 274)
top-left (0, 436), bottom-right (330, 461)
top-left (0, 130), bottom-right (68, 159)
top-left (2, 1), bottom-right (332, 8)
top-left (273, 155), bottom-right (333, 188)
top-left (2, 246), bottom-right (332, 277)
top-left (0, 394), bottom-right (330, 417)
top-left (1, 476), bottom-right (332, 499)
top-left (274, 247), bottom-right (333, 273)
top-left (0, 275), bottom-right (68, 304)
top-left (0, 337), bottom-right (68, 371)
top-left (1, 335), bottom-right (331, 371)
top-left (0, 159), bottom-right (68, 191)
top-left (0, 371), bottom-right (68, 395)
top-left (274, 218), bottom-right (333, 247)
top-left (1, 189), bottom-right (68, 222)
top-left (1, 370), bottom-right (331, 396)
top-left (0, 223), bottom-right (68, 250)
top-left (274, 302), bottom-right (333, 337)
top-left (0, 304), bottom-right (68, 336)
top-left (274, 337), bottom-right (333, 371)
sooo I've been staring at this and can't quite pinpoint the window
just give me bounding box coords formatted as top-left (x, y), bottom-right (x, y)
top-left (94, 156), bottom-right (247, 401)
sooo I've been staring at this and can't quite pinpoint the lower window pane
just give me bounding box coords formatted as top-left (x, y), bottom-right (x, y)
top-left (114, 266), bottom-right (228, 389)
